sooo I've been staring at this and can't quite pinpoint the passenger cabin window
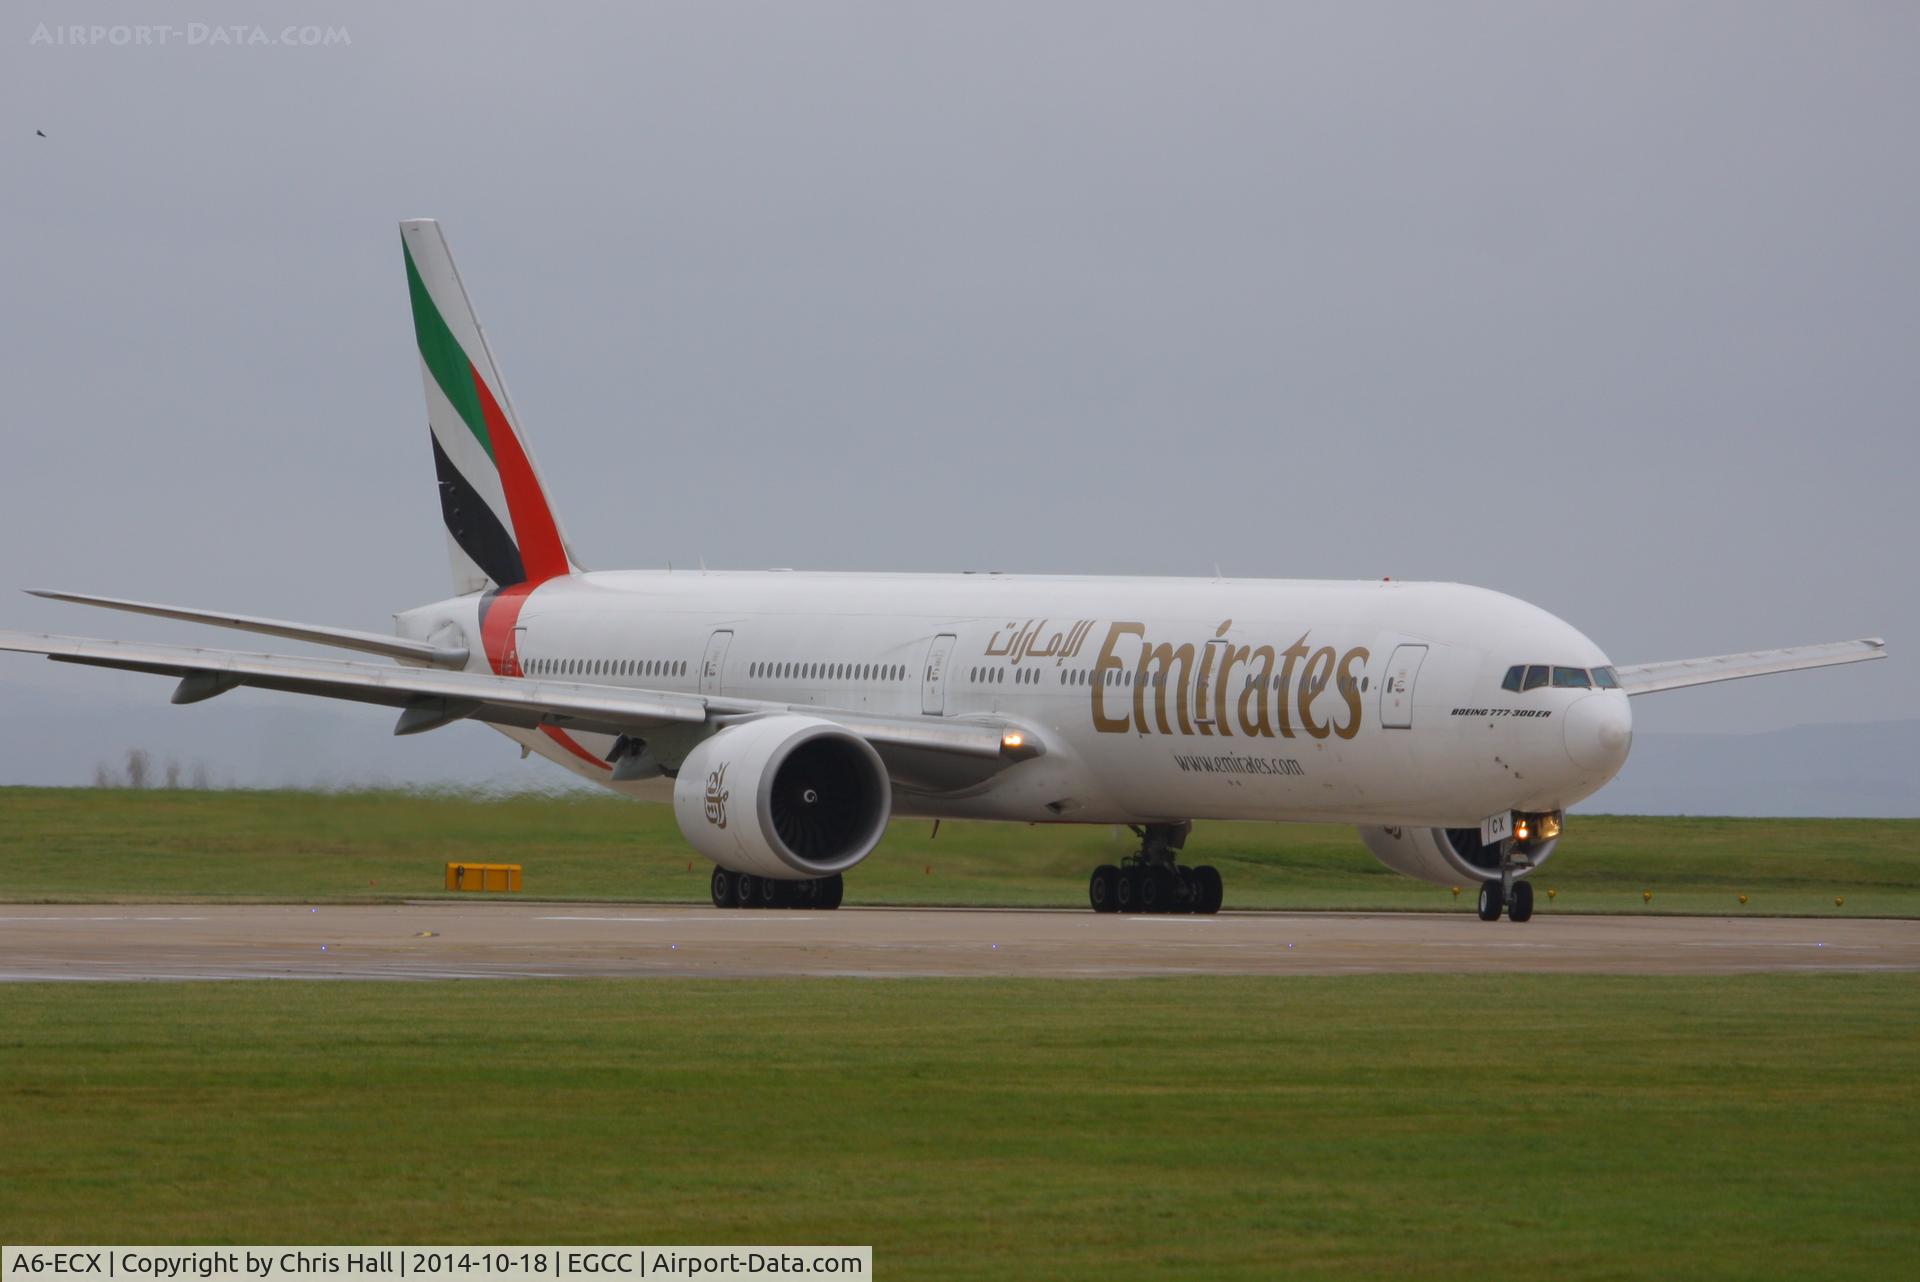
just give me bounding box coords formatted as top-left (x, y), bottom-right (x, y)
top-left (1552, 666), bottom-right (1592, 689)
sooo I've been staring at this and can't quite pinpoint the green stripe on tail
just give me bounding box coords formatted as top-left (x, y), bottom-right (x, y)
top-left (403, 241), bottom-right (492, 461)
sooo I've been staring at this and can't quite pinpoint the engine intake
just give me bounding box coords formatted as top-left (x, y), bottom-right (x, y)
top-left (673, 716), bottom-right (892, 880)
top-left (1357, 823), bottom-right (1560, 886)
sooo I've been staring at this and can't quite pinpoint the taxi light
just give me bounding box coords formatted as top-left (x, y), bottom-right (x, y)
top-left (1514, 819), bottom-right (1531, 842)
top-left (1542, 814), bottom-right (1563, 840)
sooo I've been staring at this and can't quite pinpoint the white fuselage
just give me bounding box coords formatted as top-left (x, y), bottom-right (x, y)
top-left (398, 570), bottom-right (1634, 829)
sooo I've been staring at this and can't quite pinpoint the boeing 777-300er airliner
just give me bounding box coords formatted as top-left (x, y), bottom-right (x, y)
top-left (1, 221), bottom-right (1888, 921)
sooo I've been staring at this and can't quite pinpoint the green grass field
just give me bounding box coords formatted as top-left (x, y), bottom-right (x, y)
top-left (0, 976), bottom-right (1914, 1279)
top-left (1, 787), bottom-right (1915, 915)
top-left (3, 792), bottom-right (1916, 1277)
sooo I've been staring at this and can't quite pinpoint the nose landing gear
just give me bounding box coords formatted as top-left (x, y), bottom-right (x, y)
top-left (1476, 872), bottom-right (1536, 923)
top-left (1088, 823), bottom-right (1223, 914)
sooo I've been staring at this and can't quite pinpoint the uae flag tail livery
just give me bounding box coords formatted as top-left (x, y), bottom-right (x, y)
top-left (402, 219), bottom-right (580, 598)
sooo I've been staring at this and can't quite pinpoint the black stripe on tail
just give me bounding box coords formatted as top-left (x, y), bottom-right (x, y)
top-left (431, 431), bottom-right (525, 589)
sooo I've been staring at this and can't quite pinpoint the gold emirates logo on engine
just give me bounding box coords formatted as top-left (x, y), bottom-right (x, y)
top-left (1081, 620), bottom-right (1369, 740)
top-left (704, 763), bottom-right (731, 828)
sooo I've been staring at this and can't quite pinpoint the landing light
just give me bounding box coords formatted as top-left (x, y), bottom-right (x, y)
top-left (998, 728), bottom-right (1042, 759)
top-left (1541, 814), bottom-right (1563, 840)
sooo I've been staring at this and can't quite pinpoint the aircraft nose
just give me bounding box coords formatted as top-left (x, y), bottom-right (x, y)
top-left (1564, 694), bottom-right (1633, 775)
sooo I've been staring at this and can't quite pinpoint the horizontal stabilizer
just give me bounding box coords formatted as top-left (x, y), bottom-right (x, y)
top-left (1, 629), bottom-right (702, 736)
top-left (1615, 638), bottom-right (1886, 695)
top-left (27, 590), bottom-right (468, 667)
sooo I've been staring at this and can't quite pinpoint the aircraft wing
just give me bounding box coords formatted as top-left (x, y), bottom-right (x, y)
top-left (1613, 638), bottom-right (1886, 696)
top-left (0, 630), bottom-right (1025, 761)
top-left (26, 589), bottom-right (470, 667)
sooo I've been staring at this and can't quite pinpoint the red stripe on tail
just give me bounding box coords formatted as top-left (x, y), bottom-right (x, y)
top-left (469, 362), bottom-right (569, 584)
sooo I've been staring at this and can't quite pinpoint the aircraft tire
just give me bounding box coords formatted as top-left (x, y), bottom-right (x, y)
top-left (759, 876), bottom-right (785, 908)
top-left (1476, 881), bottom-right (1504, 922)
top-left (710, 867), bottom-right (736, 908)
top-left (816, 872), bottom-right (845, 910)
top-left (1089, 865), bottom-right (1121, 913)
top-left (1194, 865), bottom-right (1224, 914)
top-left (1139, 866), bottom-right (1173, 913)
top-left (1115, 867), bottom-right (1140, 913)
top-left (1508, 880), bottom-right (1535, 923)
top-left (736, 873), bottom-right (763, 908)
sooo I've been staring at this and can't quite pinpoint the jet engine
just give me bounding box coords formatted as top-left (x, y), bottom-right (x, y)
top-left (1357, 821), bottom-right (1560, 886)
top-left (672, 715), bottom-right (892, 880)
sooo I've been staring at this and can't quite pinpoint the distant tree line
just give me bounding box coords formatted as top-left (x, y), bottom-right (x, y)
top-left (93, 748), bottom-right (213, 789)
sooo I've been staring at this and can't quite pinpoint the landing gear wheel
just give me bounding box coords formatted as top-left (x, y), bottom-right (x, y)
top-left (1194, 865), bottom-right (1224, 914)
top-left (758, 876), bottom-right (785, 908)
top-left (1508, 880), bottom-right (1535, 923)
top-left (1091, 821), bottom-right (1196, 914)
top-left (736, 873), bottom-right (762, 908)
top-left (815, 872), bottom-right (845, 910)
top-left (710, 867), bottom-right (736, 908)
top-left (1139, 865), bottom-right (1175, 914)
top-left (1476, 881), bottom-right (1505, 922)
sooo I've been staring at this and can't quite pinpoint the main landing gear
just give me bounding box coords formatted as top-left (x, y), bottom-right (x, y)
top-left (1475, 876), bottom-right (1535, 923)
top-left (710, 867), bottom-right (844, 910)
top-left (1088, 822), bottom-right (1223, 915)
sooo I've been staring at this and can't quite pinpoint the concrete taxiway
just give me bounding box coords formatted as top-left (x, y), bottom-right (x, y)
top-left (0, 903), bottom-right (1915, 980)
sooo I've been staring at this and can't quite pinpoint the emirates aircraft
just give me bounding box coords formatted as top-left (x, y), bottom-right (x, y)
top-left (2, 222), bottom-right (1886, 923)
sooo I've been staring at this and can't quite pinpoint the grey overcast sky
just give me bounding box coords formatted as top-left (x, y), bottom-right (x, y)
top-left (2, 2), bottom-right (1915, 791)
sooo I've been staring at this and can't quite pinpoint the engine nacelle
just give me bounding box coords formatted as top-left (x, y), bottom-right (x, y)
top-left (1357, 824), bottom-right (1560, 886)
top-left (672, 716), bottom-right (892, 880)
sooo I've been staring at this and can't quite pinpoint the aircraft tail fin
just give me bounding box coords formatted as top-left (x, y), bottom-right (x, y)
top-left (400, 219), bottom-right (582, 594)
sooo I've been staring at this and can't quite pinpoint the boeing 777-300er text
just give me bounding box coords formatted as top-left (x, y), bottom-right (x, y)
top-left (1, 222), bottom-right (1888, 921)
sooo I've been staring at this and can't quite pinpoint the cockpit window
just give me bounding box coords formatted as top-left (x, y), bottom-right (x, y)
top-left (1522, 664), bottom-right (1550, 691)
top-left (1501, 665), bottom-right (1525, 692)
top-left (1592, 665), bottom-right (1621, 690)
top-left (1552, 666), bottom-right (1592, 689)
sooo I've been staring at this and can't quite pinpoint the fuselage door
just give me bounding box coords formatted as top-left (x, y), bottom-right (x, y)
top-left (922, 633), bottom-right (957, 715)
top-left (506, 626), bottom-right (526, 676)
top-left (1380, 643), bottom-right (1428, 729)
top-left (699, 630), bottom-right (733, 696)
